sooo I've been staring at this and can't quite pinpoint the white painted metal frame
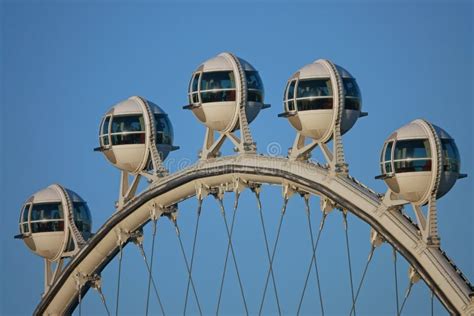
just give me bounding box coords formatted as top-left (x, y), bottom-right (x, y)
top-left (34, 155), bottom-right (474, 315)
top-left (186, 53), bottom-right (265, 159)
top-left (285, 60), bottom-right (351, 175)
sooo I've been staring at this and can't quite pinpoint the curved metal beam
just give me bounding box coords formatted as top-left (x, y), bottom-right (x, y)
top-left (35, 155), bottom-right (473, 315)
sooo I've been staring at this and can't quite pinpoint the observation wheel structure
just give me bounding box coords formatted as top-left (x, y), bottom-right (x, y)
top-left (17, 52), bottom-right (473, 316)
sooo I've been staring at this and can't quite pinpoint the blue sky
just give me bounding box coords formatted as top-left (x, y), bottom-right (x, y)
top-left (1, 1), bottom-right (472, 315)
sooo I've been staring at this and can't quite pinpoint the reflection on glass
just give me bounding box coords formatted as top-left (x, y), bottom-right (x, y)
top-left (101, 117), bottom-right (111, 146)
top-left (192, 73), bottom-right (200, 92)
top-left (296, 79), bottom-right (332, 98)
top-left (22, 204), bottom-right (30, 222)
top-left (384, 142), bottom-right (393, 162)
top-left (102, 117), bottom-right (110, 135)
top-left (288, 100), bottom-right (295, 111)
top-left (345, 98), bottom-right (360, 111)
top-left (343, 78), bottom-right (361, 98)
top-left (245, 71), bottom-right (264, 90)
top-left (31, 221), bottom-right (64, 233)
top-left (31, 203), bottom-right (64, 221)
top-left (112, 115), bottom-right (145, 133)
top-left (111, 134), bottom-right (145, 145)
top-left (394, 139), bottom-right (431, 160)
top-left (394, 160), bottom-right (431, 173)
top-left (73, 202), bottom-right (92, 237)
top-left (287, 81), bottom-right (296, 100)
top-left (201, 91), bottom-right (236, 103)
top-left (248, 91), bottom-right (263, 103)
top-left (441, 139), bottom-right (460, 172)
top-left (297, 98), bottom-right (333, 111)
top-left (201, 71), bottom-right (235, 90)
top-left (155, 114), bottom-right (173, 145)
top-left (21, 204), bottom-right (30, 233)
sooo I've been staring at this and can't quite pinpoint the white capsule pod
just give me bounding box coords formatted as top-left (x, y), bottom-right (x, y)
top-left (17, 184), bottom-right (92, 261)
top-left (185, 52), bottom-right (267, 133)
top-left (281, 59), bottom-right (364, 143)
top-left (378, 119), bottom-right (465, 205)
top-left (97, 96), bottom-right (177, 174)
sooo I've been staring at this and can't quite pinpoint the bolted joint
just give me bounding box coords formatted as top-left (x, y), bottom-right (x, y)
top-left (370, 228), bottom-right (385, 248)
top-left (232, 176), bottom-right (248, 195)
top-left (341, 208), bottom-right (349, 230)
top-left (195, 182), bottom-right (210, 201)
top-left (299, 191), bottom-right (311, 215)
top-left (335, 162), bottom-right (349, 175)
top-left (248, 181), bottom-right (262, 195)
top-left (162, 207), bottom-right (179, 235)
top-left (130, 229), bottom-right (144, 247)
top-left (320, 195), bottom-right (336, 214)
top-left (209, 185), bottom-right (225, 201)
top-left (115, 227), bottom-right (130, 247)
top-left (74, 272), bottom-right (101, 290)
top-left (150, 203), bottom-right (160, 222)
top-left (248, 182), bottom-right (263, 211)
top-left (243, 141), bottom-right (257, 153)
top-left (408, 266), bottom-right (421, 285)
top-left (282, 183), bottom-right (296, 200)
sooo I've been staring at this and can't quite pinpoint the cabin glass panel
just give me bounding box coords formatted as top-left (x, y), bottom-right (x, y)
top-left (287, 80), bottom-right (296, 100)
top-left (200, 91), bottom-right (236, 103)
top-left (155, 114), bottom-right (173, 145)
top-left (295, 78), bottom-right (333, 112)
top-left (343, 78), bottom-right (361, 111)
top-left (30, 203), bottom-right (64, 233)
top-left (394, 139), bottom-right (431, 160)
top-left (199, 71), bottom-right (236, 103)
top-left (189, 73), bottom-right (201, 104)
top-left (20, 204), bottom-right (31, 233)
top-left (393, 139), bottom-right (432, 173)
top-left (441, 139), bottom-right (460, 172)
top-left (110, 115), bottom-right (146, 145)
top-left (111, 115), bottom-right (145, 133)
top-left (100, 116), bottom-right (111, 146)
top-left (200, 71), bottom-right (235, 90)
top-left (245, 71), bottom-right (264, 103)
top-left (296, 79), bottom-right (333, 98)
top-left (73, 202), bottom-right (92, 238)
top-left (297, 99), bottom-right (333, 111)
top-left (343, 78), bottom-right (361, 98)
top-left (285, 80), bottom-right (297, 112)
top-left (380, 141), bottom-right (393, 174)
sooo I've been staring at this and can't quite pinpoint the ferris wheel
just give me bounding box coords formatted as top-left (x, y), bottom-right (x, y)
top-left (16, 52), bottom-right (473, 315)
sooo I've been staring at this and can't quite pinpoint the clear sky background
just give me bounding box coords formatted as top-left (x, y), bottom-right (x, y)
top-left (1, 1), bottom-right (472, 315)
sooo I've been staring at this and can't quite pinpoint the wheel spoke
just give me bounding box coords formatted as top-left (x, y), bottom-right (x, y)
top-left (259, 197), bottom-right (288, 315)
top-left (393, 248), bottom-right (400, 316)
top-left (216, 196), bottom-right (249, 315)
top-left (296, 211), bottom-right (327, 315)
top-left (216, 193), bottom-right (241, 315)
top-left (78, 285), bottom-right (83, 316)
top-left (173, 219), bottom-right (203, 316)
top-left (431, 290), bottom-right (434, 316)
top-left (184, 201), bottom-right (203, 315)
top-left (342, 211), bottom-right (357, 316)
top-left (143, 220), bottom-right (165, 316)
top-left (296, 196), bottom-right (325, 315)
top-left (349, 246), bottom-right (375, 315)
top-left (254, 189), bottom-right (282, 316)
top-left (95, 285), bottom-right (111, 316)
top-left (399, 281), bottom-right (414, 314)
top-left (115, 244), bottom-right (123, 316)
